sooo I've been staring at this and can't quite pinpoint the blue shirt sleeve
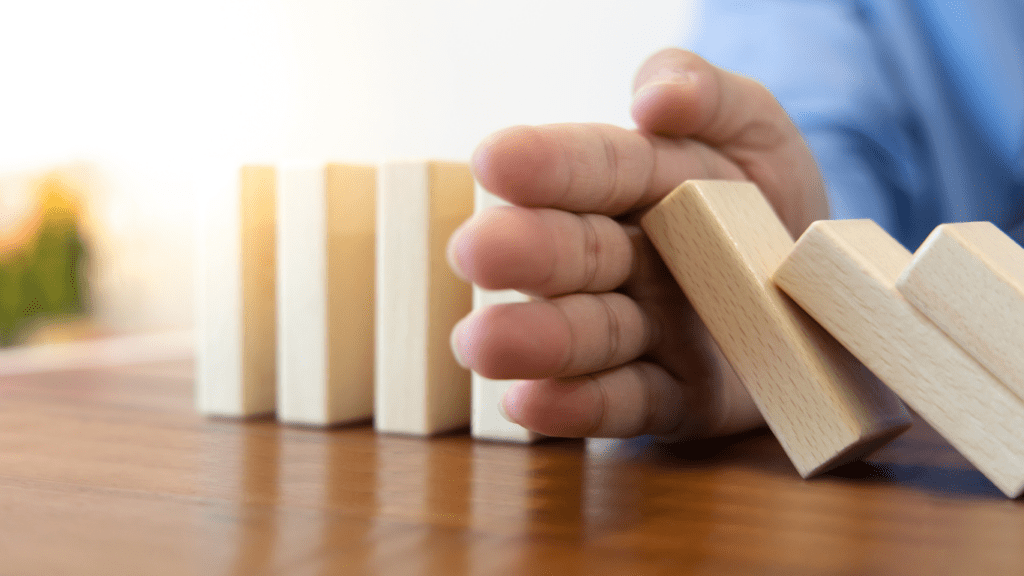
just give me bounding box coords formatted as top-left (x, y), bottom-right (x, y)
top-left (688, 0), bottom-right (938, 246)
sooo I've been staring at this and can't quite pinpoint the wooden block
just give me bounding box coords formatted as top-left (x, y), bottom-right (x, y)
top-left (897, 222), bottom-right (1024, 401)
top-left (640, 181), bottom-right (910, 477)
top-left (276, 163), bottom-right (376, 425)
top-left (375, 161), bottom-right (474, 435)
top-left (774, 219), bottom-right (1024, 498)
top-left (470, 184), bottom-right (540, 443)
top-left (196, 165), bottom-right (276, 416)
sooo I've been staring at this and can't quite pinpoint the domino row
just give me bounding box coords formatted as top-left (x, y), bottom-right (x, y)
top-left (196, 161), bottom-right (536, 442)
top-left (642, 180), bottom-right (1024, 498)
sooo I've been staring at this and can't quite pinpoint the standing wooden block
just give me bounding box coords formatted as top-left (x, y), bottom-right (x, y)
top-left (277, 163), bottom-right (376, 426)
top-left (896, 222), bottom-right (1024, 401)
top-left (470, 184), bottom-right (539, 443)
top-left (196, 165), bottom-right (276, 416)
top-left (640, 181), bottom-right (910, 478)
top-left (774, 219), bottom-right (1024, 498)
top-left (376, 161), bottom-right (474, 435)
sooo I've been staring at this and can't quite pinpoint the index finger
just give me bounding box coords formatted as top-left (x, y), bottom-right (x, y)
top-left (471, 123), bottom-right (742, 216)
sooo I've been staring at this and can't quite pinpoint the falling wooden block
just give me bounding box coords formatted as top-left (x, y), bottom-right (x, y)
top-left (276, 163), bottom-right (376, 426)
top-left (375, 161), bottom-right (474, 435)
top-left (640, 180), bottom-right (910, 478)
top-left (470, 184), bottom-right (540, 443)
top-left (897, 222), bottom-right (1024, 401)
top-left (196, 165), bottom-right (276, 416)
top-left (774, 219), bottom-right (1024, 498)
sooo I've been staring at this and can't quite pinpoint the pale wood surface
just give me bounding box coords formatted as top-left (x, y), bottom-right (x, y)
top-left (470, 184), bottom-right (538, 443)
top-left (197, 165), bottom-right (276, 417)
top-left (376, 162), bottom-right (473, 435)
top-left (276, 164), bottom-right (330, 425)
top-left (897, 222), bottom-right (1024, 402)
top-left (277, 163), bottom-right (376, 426)
top-left (325, 164), bottom-right (376, 424)
top-left (2, 359), bottom-right (1024, 575)
top-left (376, 161), bottom-right (429, 433)
top-left (240, 167), bottom-right (278, 415)
top-left (640, 181), bottom-right (910, 478)
top-left (775, 219), bottom-right (1024, 497)
top-left (427, 163), bottom-right (475, 432)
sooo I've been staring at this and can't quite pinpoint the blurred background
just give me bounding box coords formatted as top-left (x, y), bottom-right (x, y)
top-left (0, 0), bottom-right (695, 350)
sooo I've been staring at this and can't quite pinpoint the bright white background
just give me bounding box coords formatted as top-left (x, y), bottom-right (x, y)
top-left (0, 0), bottom-right (697, 333)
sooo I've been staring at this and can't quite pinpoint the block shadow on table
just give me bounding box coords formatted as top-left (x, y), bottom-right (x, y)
top-left (825, 416), bottom-right (1006, 499)
top-left (591, 412), bottom-right (1005, 500)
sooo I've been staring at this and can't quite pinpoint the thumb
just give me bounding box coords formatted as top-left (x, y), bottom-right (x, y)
top-left (630, 48), bottom-right (828, 234)
top-left (631, 48), bottom-right (793, 150)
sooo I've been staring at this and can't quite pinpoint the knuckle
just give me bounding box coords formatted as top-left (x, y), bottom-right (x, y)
top-left (597, 296), bottom-right (623, 368)
top-left (577, 215), bottom-right (602, 291)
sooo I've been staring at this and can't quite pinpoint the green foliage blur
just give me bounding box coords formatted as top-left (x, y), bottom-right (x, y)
top-left (0, 176), bottom-right (89, 347)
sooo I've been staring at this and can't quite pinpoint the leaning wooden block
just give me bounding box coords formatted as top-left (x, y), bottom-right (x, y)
top-left (897, 222), bottom-right (1024, 401)
top-left (376, 161), bottom-right (474, 435)
top-left (774, 219), bottom-right (1024, 498)
top-left (196, 165), bottom-right (276, 417)
top-left (276, 163), bottom-right (376, 426)
top-left (640, 181), bottom-right (910, 478)
top-left (470, 184), bottom-right (540, 443)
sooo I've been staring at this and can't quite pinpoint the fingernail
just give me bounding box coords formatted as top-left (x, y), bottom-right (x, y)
top-left (634, 70), bottom-right (697, 98)
top-left (446, 223), bottom-right (470, 282)
top-left (500, 382), bottom-right (525, 424)
top-left (651, 68), bottom-right (691, 84)
top-left (497, 397), bottom-right (513, 423)
top-left (450, 318), bottom-right (469, 368)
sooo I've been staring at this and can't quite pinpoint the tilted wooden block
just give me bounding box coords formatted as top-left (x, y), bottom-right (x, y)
top-left (896, 222), bottom-right (1024, 401)
top-left (640, 181), bottom-right (910, 478)
top-left (470, 184), bottom-right (540, 443)
top-left (774, 219), bottom-right (1024, 497)
top-left (196, 165), bottom-right (276, 417)
top-left (276, 163), bottom-right (376, 426)
top-left (376, 161), bottom-right (474, 435)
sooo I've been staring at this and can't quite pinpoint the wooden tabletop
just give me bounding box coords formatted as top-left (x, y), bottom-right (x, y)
top-left (0, 360), bottom-right (1022, 576)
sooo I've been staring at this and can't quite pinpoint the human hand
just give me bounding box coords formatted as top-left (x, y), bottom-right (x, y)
top-left (447, 48), bottom-right (829, 440)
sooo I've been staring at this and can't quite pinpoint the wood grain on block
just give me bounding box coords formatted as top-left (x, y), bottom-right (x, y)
top-left (277, 163), bottom-right (375, 426)
top-left (376, 161), bottom-right (474, 435)
top-left (897, 222), bottom-right (1024, 401)
top-left (196, 165), bottom-right (276, 416)
top-left (640, 181), bottom-right (910, 478)
top-left (774, 219), bottom-right (1024, 498)
top-left (470, 185), bottom-right (539, 443)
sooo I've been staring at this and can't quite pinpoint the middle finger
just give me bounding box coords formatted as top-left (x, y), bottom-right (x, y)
top-left (448, 205), bottom-right (635, 297)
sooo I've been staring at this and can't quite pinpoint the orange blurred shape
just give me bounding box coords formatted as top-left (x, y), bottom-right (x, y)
top-left (0, 171), bottom-right (83, 259)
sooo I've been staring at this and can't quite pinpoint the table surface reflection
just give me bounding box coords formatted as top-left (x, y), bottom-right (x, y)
top-left (0, 360), bottom-right (1021, 575)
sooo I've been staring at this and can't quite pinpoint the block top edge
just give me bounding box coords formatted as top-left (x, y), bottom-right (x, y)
top-left (933, 221), bottom-right (1024, 290)
top-left (797, 219), bottom-right (912, 285)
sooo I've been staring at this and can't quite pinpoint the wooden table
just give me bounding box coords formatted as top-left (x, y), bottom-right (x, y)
top-left (0, 360), bottom-right (1021, 575)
